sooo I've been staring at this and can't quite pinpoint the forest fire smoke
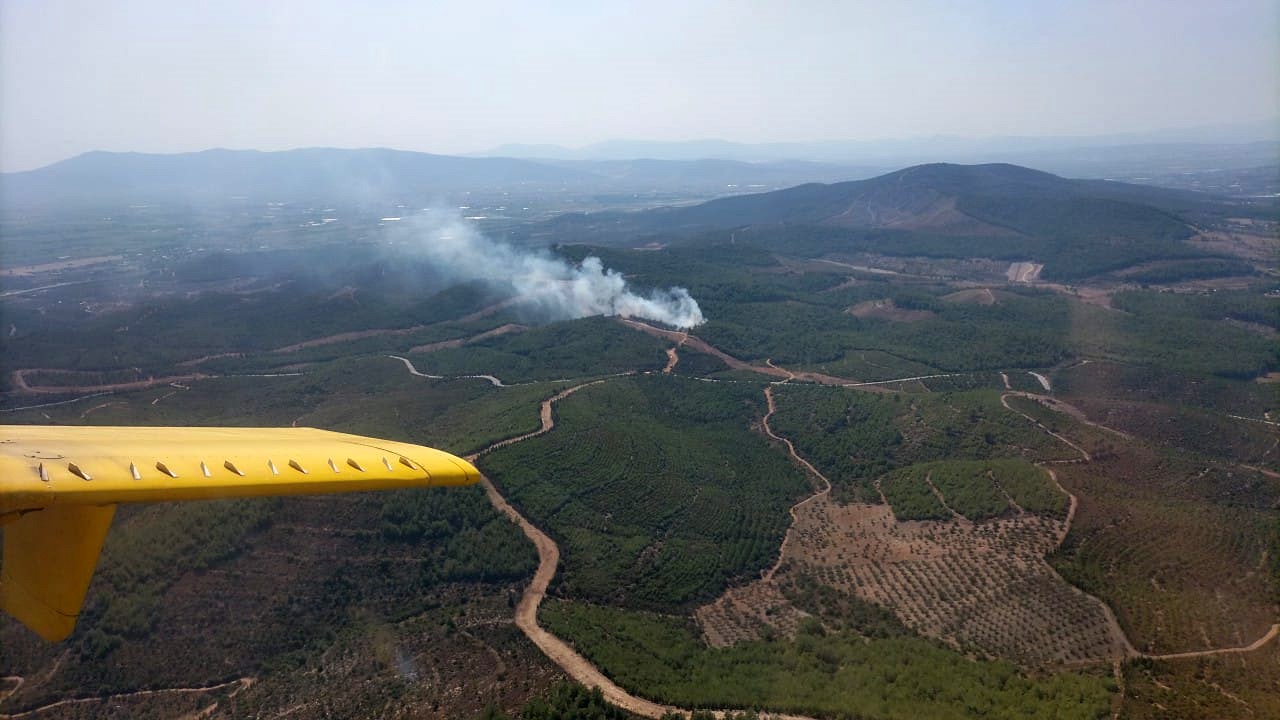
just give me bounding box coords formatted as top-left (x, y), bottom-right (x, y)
top-left (401, 212), bottom-right (705, 328)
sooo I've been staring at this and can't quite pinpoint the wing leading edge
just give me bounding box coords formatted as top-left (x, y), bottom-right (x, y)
top-left (0, 425), bottom-right (481, 641)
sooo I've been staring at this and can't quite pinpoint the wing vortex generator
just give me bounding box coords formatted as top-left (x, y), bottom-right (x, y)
top-left (0, 425), bottom-right (480, 641)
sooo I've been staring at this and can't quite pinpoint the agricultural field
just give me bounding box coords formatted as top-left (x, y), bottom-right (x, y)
top-left (734, 494), bottom-right (1129, 667)
top-left (766, 385), bottom-right (1078, 503)
top-left (692, 385), bottom-right (1125, 668)
top-left (878, 459), bottom-right (1068, 522)
top-left (477, 376), bottom-right (812, 611)
top-left (543, 599), bottom-right (1115, 719)
top-left (1050, 447), bottom-right (1277, 656)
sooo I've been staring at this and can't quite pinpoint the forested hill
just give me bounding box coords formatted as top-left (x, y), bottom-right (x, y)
top-left (538, 163), bottom-right (1273, 280)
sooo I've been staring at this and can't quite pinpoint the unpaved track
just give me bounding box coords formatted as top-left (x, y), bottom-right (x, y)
top-left (1001, 391), bottom-right (1280, 662)
top-left (622, 319), bottom-right (972, 392)
top-left (620, 319), bottom-right (789, 381)
top-left (662, 348), bottom-right (679, 374)
top-left (271, 326), bottom-right (428, 353)
top-left (10, 369), bottom-right (214, 396)
top-left (387, 355), bottom-right (506, 387)
top-left (760, 387), bottom-right (831, 581)
top-left (1146, 624), bottom-right (1280, 660)
top-left (465, 380), bottom-right (818, 720)
top-left (0, 678), bottom-right (22, 705)
top-left (1000, 393), bottom-right (1093, 460)
top-left (1001, 391), bottom-right (1135, 658)
top-left (0, 678), bottom-right (254, 719)
top-left (409, 323), bottom-right (527, 354)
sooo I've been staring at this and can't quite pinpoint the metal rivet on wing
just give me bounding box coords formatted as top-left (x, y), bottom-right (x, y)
top-left (268, 459), bottom-right (279, 475)
top-left (327, 458), bottom-right (340, 472)
top-left (68, 463), bottom-right (92, 481)
top-left (288, 459), bottom-right (307, 474)
top-left (224, 460), bottom-right (245, 476)
top-left (155, 461), bottom-right (178, 478)
top-left (129, 462), bottom-right (142, 480)
top-left (346, 458), bottom-right (365, 472)
top-left (200, 461), bottom-right (212, 478)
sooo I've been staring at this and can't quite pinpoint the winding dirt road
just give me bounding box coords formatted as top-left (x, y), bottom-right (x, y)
top-left (0, 678), bottom-right (254, 719)
top-left (387, 355), bottom-right (506, 387)
top-left (464, 380), bottom-right (818, 720)
top-left (9, 369), bottom-right (214, 396)
top-left (1146, 624), bottom-right (1280, 661)
top-left (759, 386), bottom-right (832, 582)
top-left (1000, 391), bottom-right (1280, 663)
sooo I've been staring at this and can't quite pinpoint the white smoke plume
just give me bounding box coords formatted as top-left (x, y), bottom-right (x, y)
top-left (398, 211), bottom-right (705, 328)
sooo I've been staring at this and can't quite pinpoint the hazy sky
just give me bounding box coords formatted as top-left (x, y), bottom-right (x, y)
top-left (2, 0), bottom-right (1277, 171)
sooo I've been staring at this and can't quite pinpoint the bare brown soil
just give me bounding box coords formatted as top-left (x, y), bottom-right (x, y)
top-left (176, 353), bottom-right (244, 367)
top-left (1006, 262), bottom-right (1044, 283)
top-left (846, 299), bottom-right (935, 322)
top-left (409, 323), bottom-right (526, 353)
top-left (941, 287), bottom-right (998, 305)
top-left (270, 325), bottom-right (429, 353)
top-left (621, 318), bottom-right (890, 390)
top-left (457, 297), bottom-right (527, 323)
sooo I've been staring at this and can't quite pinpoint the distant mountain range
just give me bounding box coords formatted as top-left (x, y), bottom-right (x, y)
top-left (483, 121), bottom-right (1280, 181)
top-left (0, 148), bottom-right (881, 208)
top-left (5, 130), bottom-right (1278, 210)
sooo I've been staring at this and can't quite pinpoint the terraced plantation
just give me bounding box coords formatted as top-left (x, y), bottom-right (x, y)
top-left (542, 599), bottom-right (1115, 719)
top-left (477, 376), bottom-right (812, 611)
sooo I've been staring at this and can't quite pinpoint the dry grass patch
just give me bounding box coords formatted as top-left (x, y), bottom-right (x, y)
top-left (846, 298), bottom-right (936, 322)
top-left (941, 287), bottom-right (1001, 306)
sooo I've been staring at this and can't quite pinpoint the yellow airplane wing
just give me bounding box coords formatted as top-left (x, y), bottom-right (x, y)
top-left (0, 425), bottom-right (480, 642)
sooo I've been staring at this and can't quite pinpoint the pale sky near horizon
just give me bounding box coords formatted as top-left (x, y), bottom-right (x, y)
top-left (1, 0), bottom-right (1277, 172)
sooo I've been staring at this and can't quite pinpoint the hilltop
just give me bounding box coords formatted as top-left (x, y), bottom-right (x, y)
top-left (538, 163), bottom-right (1272, 280)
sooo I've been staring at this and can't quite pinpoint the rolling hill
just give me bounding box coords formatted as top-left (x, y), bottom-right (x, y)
top-left (538, 163), bottom-right (1272, 280)
top-left (0, 148), bottom-right (874, 208)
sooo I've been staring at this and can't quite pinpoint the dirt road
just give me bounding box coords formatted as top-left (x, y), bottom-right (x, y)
top-left (1000, 391), bottom-right (1280, 662)
top-left (409, 323), bottom-right (527, 354)
top-left (759, 386), bottom-right (832, 581)
top-left (9, 369), bottom-right (214, 396)
top-left (1000, 392), bottom-right (1138, 658)
top-left (621, 319), bottom-right (889, 390)
top-left (1146, 624), bottom-right (1280, 661)
top-left (0, 678), bottom-right (253, 719)
top-left (387, 355), bottom-right (506, 387)
top-left (466, 380), bottom-right (819, 720)
top-left (271, 326), bottom-right (429, 353)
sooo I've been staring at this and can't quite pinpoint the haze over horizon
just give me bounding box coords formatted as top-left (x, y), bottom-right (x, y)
top-left (2, 0), bottom-right (1278, 172)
